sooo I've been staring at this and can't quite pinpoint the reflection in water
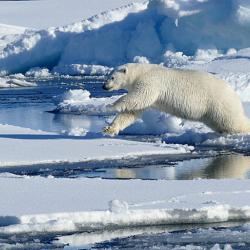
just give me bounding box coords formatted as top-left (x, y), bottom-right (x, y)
top-left (83, 154), bottom-right (250, 180)
top-left (0, 78), bottom-right (109, 135)
top-left (52, 112), bottom-right (105, 134)
top-left (0, 106), bottom-right (106, 135)
top-left (197, 154), bottom-right (250, 179)
top-left (18, 154), bottom-right (249, 180)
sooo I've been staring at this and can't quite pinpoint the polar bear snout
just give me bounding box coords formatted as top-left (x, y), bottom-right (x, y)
top-left (102, 82), bottom-right (113, 91)
top-left (103, 79), bottom-right (117, 91)
top-left (102, 83), bottom-right (110, 90)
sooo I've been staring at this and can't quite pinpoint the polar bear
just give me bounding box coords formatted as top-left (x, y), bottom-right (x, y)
top-left (103, 63), bottom-right (250, 136)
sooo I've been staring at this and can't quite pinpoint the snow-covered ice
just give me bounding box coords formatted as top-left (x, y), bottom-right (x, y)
top-left (0, 124), bottom-right (192, 167)
top-left (54, 89), bottom-right (120, 115)
top-left (0, 76), bottom-right (36, 88)
top-left (0, 176), bottom-right (250, 234)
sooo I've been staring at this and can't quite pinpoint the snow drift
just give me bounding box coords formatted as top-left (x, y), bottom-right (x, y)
top-left (1, 0), bottom-right (250, 74)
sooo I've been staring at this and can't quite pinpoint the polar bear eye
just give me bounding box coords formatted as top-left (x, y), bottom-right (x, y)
top-left (122, 68), bottom-right (127, 74)
top-left (111, 76), bottom-right (114, 80)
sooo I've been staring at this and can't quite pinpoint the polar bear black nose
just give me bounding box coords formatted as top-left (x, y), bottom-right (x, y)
top-left (102, 84), bottom-right (109, 90)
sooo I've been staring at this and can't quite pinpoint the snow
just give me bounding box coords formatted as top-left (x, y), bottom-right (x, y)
top-left (0, 176), bottom-right (249, 234)
top-left (1, 0), bottom-right (250, 74)
top-left (53, 64), bottom-right (112, 76)
top-left (25, 67), bottom-right (51, 78)
top-left (0, 124), bottom-right (192, 167)
top-left (54, 89), bottom-right (120, 115)
top-left (0, 76), bottom-right (36, 88)
top-left (0, 24), bottom-right (26, 37)
top-left (0, 23), bottom-right (27, 53)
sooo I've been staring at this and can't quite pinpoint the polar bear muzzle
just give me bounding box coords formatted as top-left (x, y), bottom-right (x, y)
top-left (102, 81), bottom-right (114, 91)
top-left (103, 76), bottom-right (118, 91)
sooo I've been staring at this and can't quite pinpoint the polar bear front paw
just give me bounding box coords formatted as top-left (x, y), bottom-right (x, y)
top-left (103, 126), bottom-right (119, 136)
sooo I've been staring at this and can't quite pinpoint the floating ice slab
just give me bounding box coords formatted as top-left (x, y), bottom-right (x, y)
top-left (0, 176), bottom-right (250, 233)
top-left (0, 124), bottom-right (192, 167)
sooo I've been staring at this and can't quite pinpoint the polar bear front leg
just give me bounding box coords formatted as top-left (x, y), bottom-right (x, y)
top-left (103, 111), bottom-right (141, 136)
top-left (109, 83), bottom-right (158, 112)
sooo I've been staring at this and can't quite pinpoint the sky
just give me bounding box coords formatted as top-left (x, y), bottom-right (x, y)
top-left (0, 0), bottom-right (145, 29)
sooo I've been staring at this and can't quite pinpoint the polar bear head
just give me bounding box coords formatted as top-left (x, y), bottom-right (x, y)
top-left (103, 64), bottom-right (130, 91)
top-left (103, 63), bottom-right (155, 91)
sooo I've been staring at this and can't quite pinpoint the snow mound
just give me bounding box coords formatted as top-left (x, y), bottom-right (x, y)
top-left (1, 0), bottom-right (250, 74)
top-left (53, 89), bottom-right (120, 115)
top-left (53, 64), bottom-right (112, 76)
top-left (25, 67), bottom-right (51, 78)
top-left (164, 129), bottom-right (250, 153)
top-left (124, 109), bottom-right (184, 135)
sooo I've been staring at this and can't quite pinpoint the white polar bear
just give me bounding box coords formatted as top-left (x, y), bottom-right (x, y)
top-left (103, 63), bottom-right (250, 136)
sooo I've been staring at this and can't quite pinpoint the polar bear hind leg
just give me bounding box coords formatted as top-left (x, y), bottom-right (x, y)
top-left (203, 102), bottom-right (250, 134)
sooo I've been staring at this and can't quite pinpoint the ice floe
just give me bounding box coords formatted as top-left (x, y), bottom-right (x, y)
top-left (0, 176), bottom-right (249, 233)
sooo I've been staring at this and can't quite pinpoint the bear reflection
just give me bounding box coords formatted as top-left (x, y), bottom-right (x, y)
top-left (111, 155), bottom-right (250, 180)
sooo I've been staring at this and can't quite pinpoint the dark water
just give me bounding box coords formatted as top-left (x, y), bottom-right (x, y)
top-left (1, 222), bottom-right (250, 249)
top-left (1, 153), bottom-right (250, 181)
top-left (85, 224), bottom-right (250, 250)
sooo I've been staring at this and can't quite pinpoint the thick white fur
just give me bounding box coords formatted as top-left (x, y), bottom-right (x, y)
top-left (103, 63), bottom-right (250, 135)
